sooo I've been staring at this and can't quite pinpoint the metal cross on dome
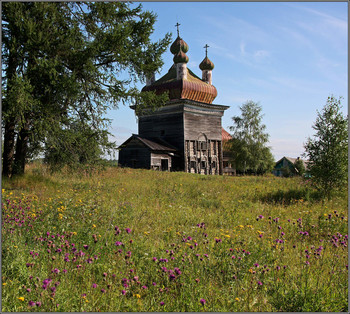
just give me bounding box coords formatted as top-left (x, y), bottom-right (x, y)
top-left (204, 44), bottom-right (209, 57)
top-left (175, 22), bottom-right (180, 37)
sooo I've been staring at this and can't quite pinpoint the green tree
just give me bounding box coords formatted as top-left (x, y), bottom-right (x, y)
top-left (294, 158), bottom-right (305, 176)
top-left (2, 2), bottom-right (171, 176)
top-left (303, 96), bottom-right (348, 199)
top-left (229, 100), bottom-right (274, 175)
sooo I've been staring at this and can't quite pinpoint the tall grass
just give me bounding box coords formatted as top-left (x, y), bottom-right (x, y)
top-left (1, 164), bottom-right (348, 311)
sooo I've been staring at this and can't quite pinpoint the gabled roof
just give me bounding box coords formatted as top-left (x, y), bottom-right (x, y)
top-left (222, 128), bottom-right (232, 141)
top-left (118, 134), bottom-right (177, 152)
top-left (275, 156), bottom-right (310, 170)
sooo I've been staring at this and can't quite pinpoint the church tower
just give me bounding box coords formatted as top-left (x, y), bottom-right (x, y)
top-left (118, 25), bottom-right (229, 174)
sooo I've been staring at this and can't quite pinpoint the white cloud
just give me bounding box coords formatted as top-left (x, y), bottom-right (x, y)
top-left (296, 5), bottom-right (347, 33)
top-left (240, 41), bottom-right (246, 56)
top-left (254, 50), bottom-right (269, 60)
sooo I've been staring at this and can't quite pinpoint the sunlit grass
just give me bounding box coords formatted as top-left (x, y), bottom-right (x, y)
top-left (1, 164), bottom-right (348, 311)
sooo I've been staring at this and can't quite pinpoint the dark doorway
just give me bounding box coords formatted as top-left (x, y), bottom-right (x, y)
top-left (161, 159), bottom-right (169, 171)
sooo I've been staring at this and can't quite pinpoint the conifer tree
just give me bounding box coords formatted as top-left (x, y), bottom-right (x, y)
top-left (2, 2), bottom-right (171, 176)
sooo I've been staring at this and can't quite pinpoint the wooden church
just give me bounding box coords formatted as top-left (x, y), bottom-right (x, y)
top-left (118, 26), bottom-right (229, 175)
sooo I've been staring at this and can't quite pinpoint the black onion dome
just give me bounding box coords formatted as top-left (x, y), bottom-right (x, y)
top-left (170, 36), bottom-right (189, 54)
top-left (173, 49), bottom-right (189, 64)
top-left (199, 56), bottom-right (214, 71)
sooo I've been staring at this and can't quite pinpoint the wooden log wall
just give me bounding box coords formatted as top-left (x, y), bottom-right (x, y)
top-left (118, 138), bottom-right (151, 169)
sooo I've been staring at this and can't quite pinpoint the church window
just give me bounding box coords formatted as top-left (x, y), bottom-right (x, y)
top-left (198, 141), bottom-right (207, 151)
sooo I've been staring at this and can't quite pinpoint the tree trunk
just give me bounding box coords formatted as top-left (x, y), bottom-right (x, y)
top-left (13, 123), bottom-right (30, 176)
top-left (2, 120), bottom-right (17, 177)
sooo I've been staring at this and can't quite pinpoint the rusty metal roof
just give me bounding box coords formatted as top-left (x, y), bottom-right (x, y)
top-left (222, 128), bottom-right (232, 141)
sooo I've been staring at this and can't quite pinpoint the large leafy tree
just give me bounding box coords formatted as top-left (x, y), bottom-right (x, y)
top-left (2, 2), bottom-right (171, 176)
top-left (303, 96), bottom-right (348, 199)
top-left (229, 100), bottom-right (274, 175)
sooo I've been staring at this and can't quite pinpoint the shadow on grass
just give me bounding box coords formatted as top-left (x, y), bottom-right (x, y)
top-left (259, 188), bottom-right (323, 205)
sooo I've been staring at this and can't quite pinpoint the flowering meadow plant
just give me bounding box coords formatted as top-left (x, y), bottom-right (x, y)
top-left (1, 166), bottom-right (348, 311)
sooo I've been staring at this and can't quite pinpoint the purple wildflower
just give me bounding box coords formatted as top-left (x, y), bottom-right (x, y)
top-left (200, 298), bottom-right (206, 305)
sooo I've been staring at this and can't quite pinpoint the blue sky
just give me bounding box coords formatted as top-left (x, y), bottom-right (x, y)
top-left (108, 1), bottom-right (348, 161)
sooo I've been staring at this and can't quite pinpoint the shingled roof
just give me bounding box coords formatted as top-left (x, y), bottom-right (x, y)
top-left (119, 134), bottom-right (177, 152)
top-left (142, 64), bottom-right (217, 104)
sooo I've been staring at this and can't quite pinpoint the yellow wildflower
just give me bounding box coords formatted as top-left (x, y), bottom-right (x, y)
top-left (134, 294), bottom-right (141, 299)
top-left (235, 297), bottom-right (240, 301)
top-left (224, 235), bottom-right (230, 238)
top-left (3, 283), bottom-right (7, 286)
top-left (92, 224), bottom-right (96, 228)
top-left (18, 297), bottom-right (25, 301)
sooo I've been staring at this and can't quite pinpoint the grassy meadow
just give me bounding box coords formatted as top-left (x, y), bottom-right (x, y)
top-left (1, 164), bottom-right (348, 312)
